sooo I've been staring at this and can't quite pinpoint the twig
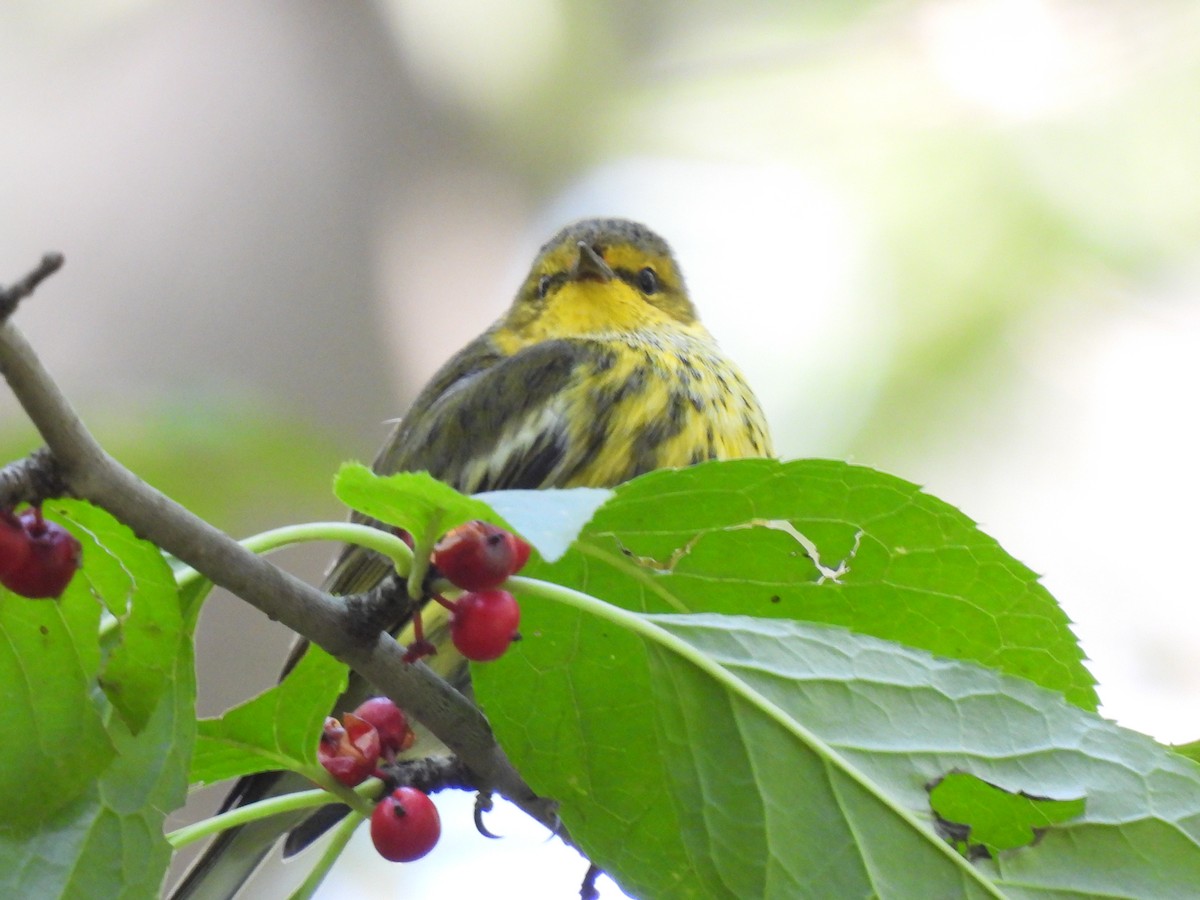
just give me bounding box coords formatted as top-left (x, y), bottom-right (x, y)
top-left (580, 862), bottom-right (603, 900)
top-left (344, 571), bottom-right (410, 644)
top-left (0, 253), bottom-right (64, 322)
top-left (377, 755), bottom-right (480, 794)
top-left (0, 447), bottom-right (70, 508)
top-left (0, 258), bottom-right (561, 840)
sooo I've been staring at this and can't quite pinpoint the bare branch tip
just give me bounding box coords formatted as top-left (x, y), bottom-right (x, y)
top-left (1, 252), bottom-right (66, 320)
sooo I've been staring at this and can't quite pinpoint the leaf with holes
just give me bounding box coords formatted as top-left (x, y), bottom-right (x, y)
top-left (476, 598), bottom-right (1200, 899)
top-left (524, 458), bottom-right (1096, 709)
top-left (928, 771), bottom-right (1086, 858)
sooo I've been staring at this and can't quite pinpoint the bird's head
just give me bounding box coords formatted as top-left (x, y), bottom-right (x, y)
top-left (496, 218), bottom-right (700, 349)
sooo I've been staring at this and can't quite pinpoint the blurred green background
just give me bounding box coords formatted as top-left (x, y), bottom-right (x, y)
top-left (2, 1), bottom-right (1198, 897)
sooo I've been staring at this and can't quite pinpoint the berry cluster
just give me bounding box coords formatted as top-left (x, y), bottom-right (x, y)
top-left (318, 523), bottom-right (530, 865)
top-left (317, 696), bottom-right (441, 863)
top-left (0, 507), bottom-right (82, 599)
top-left (319, 528), bottom-right (530, 868)
top-left (318, 696), bottom-right (416, 787)
top-left (430, 520), bottom-right (528, 662)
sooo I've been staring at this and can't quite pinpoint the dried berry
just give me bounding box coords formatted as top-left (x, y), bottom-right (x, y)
top-left (317, 713), bottom-right (381, 787)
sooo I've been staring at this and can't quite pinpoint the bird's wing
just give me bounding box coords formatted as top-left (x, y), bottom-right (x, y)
top-left (322, 336), bottom-right (590, 597)
top-left (169, 337), bottom-right (594, 899)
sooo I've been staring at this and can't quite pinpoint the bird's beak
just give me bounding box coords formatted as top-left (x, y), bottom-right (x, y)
top-left (571, 241), bottom-right (614, 283)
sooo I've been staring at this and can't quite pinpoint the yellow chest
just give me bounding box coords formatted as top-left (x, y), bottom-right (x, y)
top-left (471, 328), bottom-right (772, 491)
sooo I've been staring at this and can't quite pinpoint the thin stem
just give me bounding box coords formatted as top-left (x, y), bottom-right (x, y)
top-left (287, 807), bottom-right (366, 900)
top-left (173, 522), bottom-right (413, 590)
top-left (506, 574), bottom-right (700, 655)
top-left (406, 517), bottom-right (439, 600)
top-left (307, 768), bottom-right (378, 819)
top-left (167, 782), bottom-right (377, 849)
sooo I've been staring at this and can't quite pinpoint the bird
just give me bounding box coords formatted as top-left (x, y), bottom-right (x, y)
top-left (171, 216), bottom-right (773, 898)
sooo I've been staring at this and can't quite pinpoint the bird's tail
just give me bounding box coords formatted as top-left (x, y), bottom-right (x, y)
top-left (170, 770), bottom-right (313, 899)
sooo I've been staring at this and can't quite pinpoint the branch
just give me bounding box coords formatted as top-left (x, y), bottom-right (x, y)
top-left (379, 755), bottom-right (480, 794)
top-left (0, 252), bottom-right (63, 321)
top-left (0, 446), bottom-right (69, 508)
top-left (0, 257), bottom-right (559, 837)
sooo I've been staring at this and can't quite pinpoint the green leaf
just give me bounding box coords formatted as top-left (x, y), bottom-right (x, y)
top-left (526, 458), bottom-right (1097, 709)
top-left (334, 465), bottom-right (608, 564)
top-left (1174, 740), bottom-right (1200, 767)
top-left (476, 488), bottom-right (611, 562)
top-left (333, 464), bottom-right (495, 545)
top-left (928, 772), bottom-right (1085, 858)
top-left (0, 501), bottom-right (194, 899)
top-left (191, 643), bottom-right (349, 784)
top-left (476, 599), bottom-right (1200, 899)
top-left (177, 570), bottom-right (214, 627)
top-left (0, 626), bottom-right (195, 899)
top-left (50, 500), bottom-right (182, 734)
top-left (0, 570), bottom-right (114, 824)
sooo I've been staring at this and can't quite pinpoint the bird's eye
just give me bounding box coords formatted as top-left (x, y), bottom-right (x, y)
top-left (537, 275), bottom-right (551, 299)
top-left (637, 267), bottom-right (659, 294)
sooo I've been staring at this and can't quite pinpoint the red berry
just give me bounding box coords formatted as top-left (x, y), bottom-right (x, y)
top-left (510, 535), bottom-right (531, 573)
top-left (370, 786), bottom-right (441, 862)
top-left (432, 521), bottom-right (531, 591)
top-left (0, 511), bottom-right (31, 582)
top-left (0, 509), bottom-right (82, 599)
top-left (450, 589), bottom-right (520, 661)
top-left (352, 697), bottom-right (415, 760)
top-left (317, 713), bottom-right (381, 787)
